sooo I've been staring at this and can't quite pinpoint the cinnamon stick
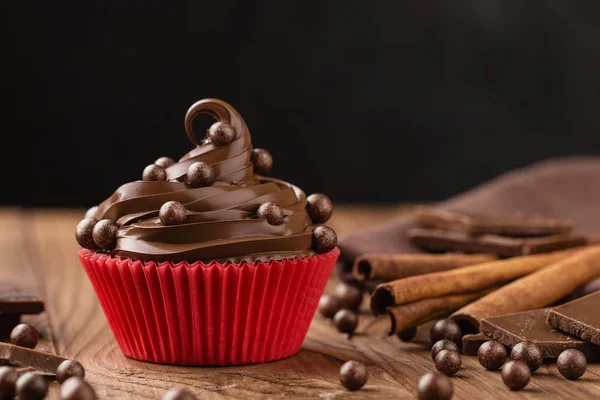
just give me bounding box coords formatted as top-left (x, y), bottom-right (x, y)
top-left (370, 248), bottom-right (579, 315)
top-left (451, 246), bottom-right (600, 333)
top-left (353, 253), bottom-right (497, 282)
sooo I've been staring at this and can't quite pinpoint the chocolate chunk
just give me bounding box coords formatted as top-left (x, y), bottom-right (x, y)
top-left (333, 309), bottom-right (358, 334)
top-left (92, 219), bottom-right (118, 250)
top-left (511, 342), bottom-right (542, 372)
top-left (548, 291), bottom-right (600, 346)
top-left (431, 339), bottom-right (459, 361)
top-left (312, 226), bottom-right (337, 254)
top-left (306, 194), bottom-right (333, 224)
top-left (334, 283), bottom-right (362, 310)
top-left (408, 228), bottom-right (587, 257)
top-left (501, 360), bottom-right (530, 391)
top-left (251, 148), bottom-right (273, 174)
top-left (478, 340), bottom-right (507, 371)
top-left (142, 164), bottom-right (167, 181)
top-left (339, 360), bottom-right (368, 391)
top-left (398, 327), bottom-right (417, 342)
top-left (60, 377), bottom-right (96, 400)
top-left (434, 349), bottom-right (461, 376)
top-left (462, 333), bottom-right (492, 356)
top-left (0, 342), bottom-right (69, 374)
top-left (159, 201), bottom-right (187, 226)
top-left (187, 161), bottom-right (213, 188)
top-left (0, 366), bottom-right (17, 398)
top-left (155, 156), bottom-right (175, 169)
top-left (56, 360), bottom-right (85, 383)
top-left (208, 121), bottom-right (235, 146)
top-left (417, 372), bottom-right (453, 400)
top-left (10, 324), bottom-right (39, 349)
top-left (0, 283), bottom-right (44, 315)
top-left (16, 371), bottom-right (48, 400)
top-left (162, 388), bottom-right (198, 400)
top-left (75, 218), bottom-right (98, 250)
top-left (430, 319), bottom-right (462, 345)
top-left (557, 349), bottom-right (587, 380)
top-left (256, 202), bottom-right (285, 226)
top-left (481, 309), bottom-right (600, 358)
top-left (318, 294), bottom-right (342, 319)
top-left (416, 207), bottom-right (575, 237)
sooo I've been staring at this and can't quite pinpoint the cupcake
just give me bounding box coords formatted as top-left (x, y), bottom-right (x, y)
top-left (75, 99), bottom-right (339, 365)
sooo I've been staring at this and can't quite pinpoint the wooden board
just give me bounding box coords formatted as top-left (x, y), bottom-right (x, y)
top-left (0, 206), bottom-right (599, 399)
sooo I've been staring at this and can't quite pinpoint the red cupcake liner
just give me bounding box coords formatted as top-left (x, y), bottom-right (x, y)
top-left (78, 248), bottom-right (339, 365)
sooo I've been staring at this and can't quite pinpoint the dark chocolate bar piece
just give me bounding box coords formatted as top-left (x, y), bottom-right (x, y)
top-left (408, 228), bottom-right (587, 257)
top-left (548, 291), bottom-right (600, 346)
top-left (480, 309), bottom-right (600, 359)
top-left (0, 342), bottom-right (68, 373)
top-left (462, 333), bottom-right (492, 356)
top-left (416, 207), bottom-right (575, 237)
top-left (0, 283), bottom-right (44, 314)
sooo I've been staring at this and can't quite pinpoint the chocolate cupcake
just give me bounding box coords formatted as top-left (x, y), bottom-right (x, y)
top-left (77, 99), bottom-right (338, 365)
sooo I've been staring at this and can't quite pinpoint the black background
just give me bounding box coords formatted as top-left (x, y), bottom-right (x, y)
top-left (3, 1), bottom-right (600, 207)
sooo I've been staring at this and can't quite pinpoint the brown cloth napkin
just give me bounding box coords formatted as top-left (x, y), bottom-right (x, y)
top-left (338, 157), bottom-right (600, 269)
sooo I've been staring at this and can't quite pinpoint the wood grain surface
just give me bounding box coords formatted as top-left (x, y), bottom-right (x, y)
top-left (1, 206), bottom-right (599, 399)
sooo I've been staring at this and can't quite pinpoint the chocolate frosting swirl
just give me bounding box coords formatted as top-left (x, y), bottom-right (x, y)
top-left (91, 99), bottom-right (319, 262)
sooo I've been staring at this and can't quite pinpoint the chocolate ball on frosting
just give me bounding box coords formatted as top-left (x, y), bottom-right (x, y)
top-left (84, 206), bottom-right (98, 220)
top-left (257, 202), bottom-right (285, 225)
top-left (92, 219), bottom-right (118, 249)
top-left (251, 148), bottom-right (273, 174)
top-left (306, 193), bottom-right (333, 223)
top-left (159, 201), bottom-right (187, 226)
top-left (155, 156), bottom-right (176, 169)
top-left (187, 161), bottom-right (214, 187)
top-left (142, 164), bottom-right (167, 181)
top-left (312, 225), bottom-right (337, 253)
top-left (208, 121), bottom-right (235, 146)
top-left (76, 218), bottom-right (98, 250)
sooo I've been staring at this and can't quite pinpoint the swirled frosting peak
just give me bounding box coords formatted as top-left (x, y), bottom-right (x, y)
top-left (75, 99), bottom-right (336, 262)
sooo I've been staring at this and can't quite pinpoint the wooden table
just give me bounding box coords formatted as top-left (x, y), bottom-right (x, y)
top-left (2, 207), bottom-right (599, 399)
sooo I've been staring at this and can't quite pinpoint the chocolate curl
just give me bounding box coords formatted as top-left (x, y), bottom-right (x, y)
top-left (451, 246), bottom-right (600, 333)
top-left (370, 248), bottom-right (579, 315)
top-left (387, 288), bottom-right (495, 335)
top-left (353, 253), bottom-right (497, 282)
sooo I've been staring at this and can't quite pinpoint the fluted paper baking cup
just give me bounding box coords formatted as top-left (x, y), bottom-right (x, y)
top-left (78, 248), bottom-right (339, 365)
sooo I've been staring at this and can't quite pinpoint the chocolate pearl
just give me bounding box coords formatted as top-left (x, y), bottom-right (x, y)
top-left (557, 349), bottom-right (587, 380)
top-left (312, 225), bottom-right (337, 254)
top-left (510, 341), bottom-right (542, 372)
top-left (187, 161), bottom-right (214, 187)
top-left (83, 206), bottom-right (98, 220)
top-left (334, 282), bottom-right (363, 310)
top-left (431, 339), bottom-right (459, 361)
top-left (318, 293), bottom-right (342, 319)
top-left (251, 148), bottom-right (273, 174)
top-left (417, 372), bottom-right (453, 400)
top-left (75, 218), bottom-right (98, 250)
top-left (208, 121), bottom-right (235, 146)
top-left (155, 156), bottom-right (176, 169)
top-left (0, 366), bottom-right (18, 398)
top-left (16, 372), bottom-right (48, 400)
top-left (60, 377), bottom-right (96, 400)
top-left (478, 340), bottom-right (507, 371)
top-left (306, 193), bottom-right (334, 223)
top-left (435, 349), bottom-right (462, 376)
top-left (430, 319), bottom-right (462, 345)
top-left (10, 323), bottom-right (39, 349)
top-left (398, 326), bottom-right (417, 342)
top-left (501, 360), bottom-right (531, 390)
top-left (92, 219), bottom-right (118, 250)
top-left (257, 202), bottom-right (285, 225)
top-left (333, 309), bottom-right (358, 334)
top-left (162, 388), bottom-right (198, 400)
top-left (56, 360), bottom-right (85, 384)
top-left (159, 201), bottom-right (187, 226)
top-left (142, 164), bottom-right (167, 181)
top-left (339, 360), bottom-right (368, 391)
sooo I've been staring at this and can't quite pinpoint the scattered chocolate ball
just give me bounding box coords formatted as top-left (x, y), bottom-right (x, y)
top-left (501, 360), bottom-right (531, 391)
top-left (57, 360), bottom-right (85, 384)
top-left (306, 193), bottom-right (333, 224)
top-left (431, 339), bottom-right (459, 361)
top-left (162, 388), bottom-right (198, 400)
top-left (417, 372), bottom-right (454, 400)
top-left (159, 201), bottom-right (187, 226)
top-left (557, 349), bottom-right (587, 380)
top-left (334, 282), bottom-right (363, 310)
top-left (16, 372), bottom-right (48, 400)
top-left (251, 148), bottom-right (273, 174)
top-left (75, 218), bottom-right (98, 250)
top-left (478, 340), bottom-right (507, 371)
top-left (155, 156), bottom-right (176, 169)
top-left (187, 161), bottom-right (214, 187)
top-left (142, 164), bottom-right (167, 181)
top-left (339, 360), bottom-right (368, 391)
top-left (83, 206), bottom-right (98, 220)
top-left (430, 319), bottom-right (462, 345)
top-left (60, 377), bottom-right (96, 400)
top-left (510, 341), bottom-right (542, 372)
top-left (398, 326), bottom-right (417, 342)
top-left (208, 121), bottom-right (235, 146)
top-left (92, 219), bottom-right (118, 249)
top-left (10, 323), bottom-right (39, 349)
top-left (318, 293), bottom-right (342, 319)
top-left (333, 309), bottom-right (358, 334)
top-left (0, 366), bottom-right (18, 398)
top-left (256, 202), bottom-right (285, 225)
top-left (435, 349), bottom-right (462, 376)
top-left (312, 225), bottom-right (337, 254)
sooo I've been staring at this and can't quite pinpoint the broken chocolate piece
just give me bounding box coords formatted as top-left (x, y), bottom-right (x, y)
top-left (408, 228), bottom-right (587, 257)
top-left (462, 333), bottom-right (492, 356)
top-left (548, 291), bottom-right (600, 346)
top-left (0, 284), bottom-right (44, 315)
top-left (480, 309), bottom-right (600, 359)
top-left (0, 342), bottom-right (68, 374)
